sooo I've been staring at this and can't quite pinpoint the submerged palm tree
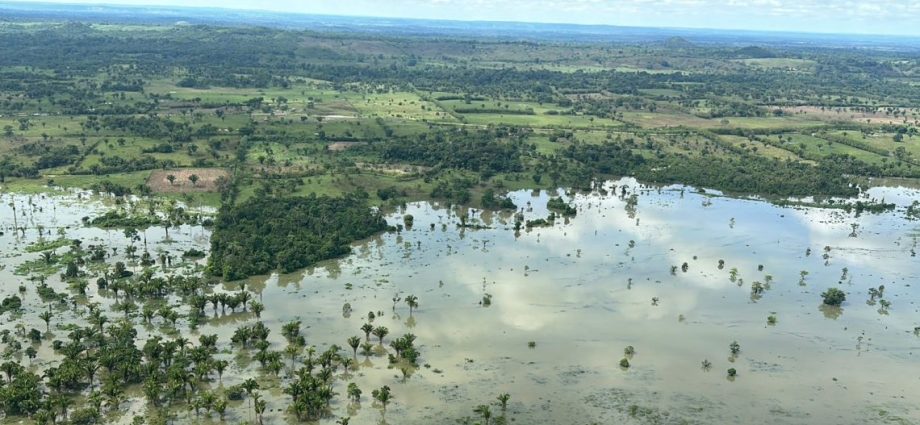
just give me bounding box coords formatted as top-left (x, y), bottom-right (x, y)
top-left (242, 378), bottom-right (260, 420)
top-left (497, 393), bottom-right (511, 411)
top-left (347, 336), bottom-right (361, 358)
top-left (361, 323), bottom-right (374, 341)
top-left (474, 404), bottom-right (492, 425)
top-left (372, 326), bottom-right (389, 345)
top-left (372, 385), bottom-right (393, 411)
top-left (39, 310), bottom-right (53, 331)
top-left (405, 295), bottom-right (419, 315)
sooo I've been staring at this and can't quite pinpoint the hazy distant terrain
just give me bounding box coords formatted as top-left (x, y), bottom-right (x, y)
top-left (2, 1), bottom-right (920, 50)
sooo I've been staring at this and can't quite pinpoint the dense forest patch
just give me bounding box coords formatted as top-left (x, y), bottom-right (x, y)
top-left (208, 192), bottom-right (388, 280)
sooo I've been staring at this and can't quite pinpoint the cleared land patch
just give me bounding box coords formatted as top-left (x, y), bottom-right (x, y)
top-left (147, 168), bottom-right (229, 193)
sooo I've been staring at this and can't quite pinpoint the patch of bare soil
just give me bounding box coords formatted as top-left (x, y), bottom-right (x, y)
top-left (147, 168), bottom-right (229, 193)
top-left (776, 106), bottom-right (914, 125)
top-left (327, 141), bottom-right (367, 151)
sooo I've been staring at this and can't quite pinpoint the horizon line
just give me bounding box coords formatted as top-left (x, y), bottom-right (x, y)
top-left (2, 0), bottom-right (919, 41)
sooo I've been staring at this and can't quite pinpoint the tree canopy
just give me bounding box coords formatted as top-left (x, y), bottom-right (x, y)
top-left (208, 192), bottom-right (388, 280)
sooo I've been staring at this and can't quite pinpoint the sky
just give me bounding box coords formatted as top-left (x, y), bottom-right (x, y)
top-left (9, 0), bottom-right (920, 36)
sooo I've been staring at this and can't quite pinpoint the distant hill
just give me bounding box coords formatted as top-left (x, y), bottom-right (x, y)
top-left (734, 45), bottom-right (777, 58)
top-left (662, 36), bottom-right (695, 49)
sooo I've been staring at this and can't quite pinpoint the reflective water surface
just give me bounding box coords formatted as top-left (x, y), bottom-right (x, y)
top-left (1, 180), bottom-right (919, 424)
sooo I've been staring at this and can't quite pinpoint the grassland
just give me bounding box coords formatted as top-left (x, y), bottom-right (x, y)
top-left (0, 21), bottom-right (918, 208)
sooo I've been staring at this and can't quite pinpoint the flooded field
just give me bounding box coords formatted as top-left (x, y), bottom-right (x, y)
top-left (2, 180), bottom-right (919, 424)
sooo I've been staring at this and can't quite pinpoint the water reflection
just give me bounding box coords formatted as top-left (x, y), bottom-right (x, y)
top-left (3, 180), bottom-right (920, 424)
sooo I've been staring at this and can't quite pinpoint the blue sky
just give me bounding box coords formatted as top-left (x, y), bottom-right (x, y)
top-left (12, 0), bottom-right (920, 36)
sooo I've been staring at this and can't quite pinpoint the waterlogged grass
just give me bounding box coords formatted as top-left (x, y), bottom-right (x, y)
top-left (14, 251), bottom-right (76, 276)
top-left (25, 238), bottom-right (71, 253)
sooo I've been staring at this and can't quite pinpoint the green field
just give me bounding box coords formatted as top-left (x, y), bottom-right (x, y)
top-left (0, 20), bottom-right (918, 208)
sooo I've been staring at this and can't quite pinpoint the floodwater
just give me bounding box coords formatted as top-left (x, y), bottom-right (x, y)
top-left (1, 179), bottom-right (919, 425)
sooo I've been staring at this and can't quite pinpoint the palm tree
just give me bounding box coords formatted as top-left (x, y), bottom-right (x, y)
top-left (405, 295), bottom-right (419, 315)
top-left (39, 310), bottom-right (53, 331)
top-left (285, 344), bottom-right (302, 370)
top-left (347, 336), bottom-right (361, 358)
top-left (361, 323), bottom-right (374, 341)
top-left (347, 382), bottom-right (362, 402)
top-left (251, 301), bottom-right (264, 318)
top-left (474, 404), bottom-right (492, 425)
top-left (372, 326), bottom-right (389, 345)
top-left (372, 385), bottom-right (392, 411)
top-left (201, 391), bottom-right (216, 416)
top-left (238, 291), bottom-right (252, 310)
top-left (1, 361), bottom-right (21, 383)
top-left (84, 358), bottom-right (100, 389)
top-left (213, 359), bottom-right (229, 382)
top-left (341, 357), bottom-right (355, 375)
top-left (497, 393), bottom-right (510, 411)
top-left (242, 378), bottom-right (260, 421)
top-left (282, 320), bottom-right (301, 343)
top-left (360, 342), bottom-right (374, 357)
top-left (214, 397), bottom-right (228, 421)
top-left (253, 393), bottom-right (267, 425)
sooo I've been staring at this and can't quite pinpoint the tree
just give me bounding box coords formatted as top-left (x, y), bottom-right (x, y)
top-left (253, 393), bottom-right (267, 425)
top-left (242, 378), bottom-right (260, 420)
top-left (347, 336), bottom-right (361, 358)
top-left (0, 369), bottom-right (42, 416)
top-left (405, 295), bottom-right (418, 315)
top-left (729, 341), bottom-right (741, 356)
top-left (821, 287), bottom-right (846, 306)
top-left (214, 397), bottom-right (228, 421)
top-left (474, 404), bottom-right (492, 425)
top-left (361, 323), bottom-right (374, 341)
top-left (347, 382), bottom-right (362, 402)
top-left (372, 385), bottom-right (392, 410)
top-left (188, 174), bottom-right (200, 187)
top-left (497, 393), bottom-right (510, 411)
top-left (213, 359), bottom-right (229, 382)
top-left (251, 301), bottom-right (264, 318)
top-left (1, 361), bottom-right (23, 383)
top-left (372, 326), bottom-right (389, 345)
top-left (39, 310), bottom-right (53, 331)
top-left (166, 174), bottom-right (176, 186)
